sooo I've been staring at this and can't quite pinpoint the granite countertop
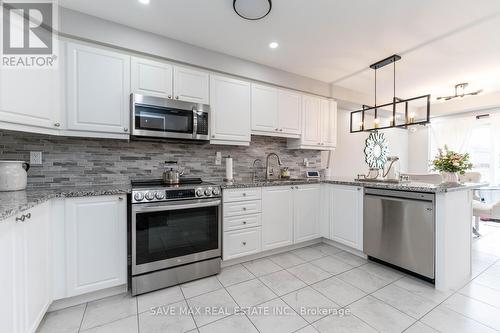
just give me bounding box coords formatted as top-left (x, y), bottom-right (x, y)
top-left (0, 184), bottom-right (131, 222)
top-left (221, 178), bottom-right (488, 193)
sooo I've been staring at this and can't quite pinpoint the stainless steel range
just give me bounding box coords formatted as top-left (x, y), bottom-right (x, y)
top-left (129, 178), bottom-right (221, 296)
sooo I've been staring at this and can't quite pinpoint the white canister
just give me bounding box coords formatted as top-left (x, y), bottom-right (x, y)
top-left (0, 161), bottom-right (30, 191)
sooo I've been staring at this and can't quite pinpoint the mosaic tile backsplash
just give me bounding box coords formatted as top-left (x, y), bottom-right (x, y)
top-left (0, 130), bottom-right (321, 188)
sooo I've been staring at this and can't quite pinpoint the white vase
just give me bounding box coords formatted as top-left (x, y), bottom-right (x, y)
top-left (441, 172), bottom-right (459, 185)
top-left (0, 161), bottom-right (30, 191)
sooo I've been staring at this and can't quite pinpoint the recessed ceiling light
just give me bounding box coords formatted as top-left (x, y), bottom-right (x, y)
top-left (269, 42), bottom-right (279, 49)
top-left (138, 0), bottom-right (150, 4)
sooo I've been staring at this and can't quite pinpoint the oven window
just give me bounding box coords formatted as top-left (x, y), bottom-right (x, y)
top-left (134, 105), bottom-right (193, 133)
top-left (135, 206), bottom-right (218, 265)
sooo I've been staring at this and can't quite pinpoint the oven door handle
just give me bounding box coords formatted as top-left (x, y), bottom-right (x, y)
top-left (192, 108), bottom-right (198, 138)
top-left (133, 199), bottom-right (221, 213)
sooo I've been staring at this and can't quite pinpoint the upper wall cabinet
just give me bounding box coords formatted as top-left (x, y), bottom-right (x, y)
top-left (66, 42), bottom-right (131, 136)
top-left (131, 57), bottom-right (173, 98)
top-left (251, 84), bottom-right (301, 138)
top-left (131, 57), bottom-right (209, 104)
top-left (0, 53), bottom-right (62, 134)
top-left (173, 66), bottom-right (209, 104)
top-left (287, 95), bottom-right (337, 150)
top-left (210, 75), bottom-right (251, 146)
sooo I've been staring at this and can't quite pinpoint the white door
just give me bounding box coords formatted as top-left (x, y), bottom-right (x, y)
top-left (65, 196), bottom-right (127, 296)
top-left (301, 96), bottom-right (322, 146)
top-left (0, 66), bottom-right (61, 130)
top-left (321, 100), bottom-right (337, 147)
top-left (0, 217), bottom-right (17, 333)
top-left (66, 43), bottom-right (130, 134)
top-left (210, 75), bottom-right (251, 144)
top-left (21, 203), bottom-right (51, 333)
top-left (278, 89), bottom-right (301, 136)
top-left (331, 185), bottom-right (363, 250)
top-left (131, 56), bottom-right (173, 98)
top-left (251, 84), bottom-right (278, 133)
top-left (294, 185), bottom-right (321, 243)
top-left (262, 186), bottom-right (294, 250)
top-left (173, 66), bottom-right (209, 104)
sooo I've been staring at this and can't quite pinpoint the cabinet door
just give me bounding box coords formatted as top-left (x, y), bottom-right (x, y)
top-left (278, 89), bottom-right (301, 136)
top-left (21, 203), bottom-right (51, 333)
top-left (66, 43), bottom-right (130, 134)
top-left (262, 186), bottom-right (293, 250)
top-left (251, 84), bottom-right (279, 133)
top-left (331, 185), bottom-right (363, 250)
top-left (294, 185), bottom-right (321, 243)
top-left (319, 185), bottom-right (331, 238)
top-left (65, 196), bottom-right (127, 296)
top-left (321, 100), bottom-right (337, 147)
top-left (131, 56), bottom-right (173, 98)
top-left (301, 96), bottom-right (322, 146)
top-left (210, 75), bottom-right (251, 144)
top-left (173, 66), bottom-right (209, 104)
top-left (0, 66), bottom-right (61, 130)
top-left (0, 217), bottom-right (17, 333)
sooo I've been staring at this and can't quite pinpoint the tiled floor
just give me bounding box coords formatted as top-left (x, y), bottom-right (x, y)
top-left (37, 223), bottom-right (500, 333)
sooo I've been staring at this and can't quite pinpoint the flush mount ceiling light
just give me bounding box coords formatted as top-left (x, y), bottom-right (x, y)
top-left (233, 0), bottom-right (272, 20)
top-left (436, 83), bottom-right (483, 101)
top-left (269, 41), bottom-right (279, 49)
top-left (350, 54), bottom-right (431, 133)
top-left (138, 0), bottom-right (150, 4)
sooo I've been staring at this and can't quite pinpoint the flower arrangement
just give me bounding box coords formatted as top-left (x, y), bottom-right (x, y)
top-left (432, 145), bottom-right (473, 175)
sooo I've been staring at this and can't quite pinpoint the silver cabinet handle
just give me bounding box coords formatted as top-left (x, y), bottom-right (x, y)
top-left (275, 128), bottom-right (279, 131)
top-left (295, 186), bottom-right (299, 189)
top-left (279, 129), bottom-right (283, 131)
top-left (211, 135), bottom-right (215, 138)
top-left (25, 213), bottom-right (31, 219)
top-left (243, 221), bottom-right (247, 224)
top-left (242, 193), bottom-right (247, 197)
top-left (15, 215), bottom-right (26, 222)
top-left (175, 96), bottom-right (179, 100)
top-left (291, 186), bottom-right (294, 189)
top-left (242, 207), bottom-right (247, 211)
top-left (54, 122), bottom-right (60, 127)
top-left (119, 197), bottom-right (124, 201)
top-left (242, 242), bottom-right (247, 246)
top-left (168, 95), bottom-right (172, 99)
top-left (123, 128), bottom-right (128, 132)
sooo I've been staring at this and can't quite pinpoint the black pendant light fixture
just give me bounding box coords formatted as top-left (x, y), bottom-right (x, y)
top-left (233, 0), bottom-right (272, 20)
top-left (350, 55), bottom-right (431, 133)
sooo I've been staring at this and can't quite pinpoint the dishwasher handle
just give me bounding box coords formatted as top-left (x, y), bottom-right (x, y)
top-left (364, 188), bottom-right (435, 202)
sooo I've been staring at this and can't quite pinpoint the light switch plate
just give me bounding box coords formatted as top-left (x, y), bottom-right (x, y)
top-left (30, 151), bottom-right (42, 165)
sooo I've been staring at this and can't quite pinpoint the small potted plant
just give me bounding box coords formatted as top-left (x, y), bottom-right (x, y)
top-left (432, 145), bottom-right (473, 184)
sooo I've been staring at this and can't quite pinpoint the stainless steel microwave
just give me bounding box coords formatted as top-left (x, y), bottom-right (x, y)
top-left (131, 94), bottom-right (210, 140)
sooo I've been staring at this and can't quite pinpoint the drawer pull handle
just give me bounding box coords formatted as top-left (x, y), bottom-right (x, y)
top-left (242, 193), bottom-right (247, 196)
top-left (25, 213), bottom-right (31, 219)
top-left (243, 221), bottom-right (247, 224)
top-left (15, 215), bottom-right (26, 222)
top-left (242, 207), bottom-right (247, 211)
top-left (242, 242), bottom-right (247, 246)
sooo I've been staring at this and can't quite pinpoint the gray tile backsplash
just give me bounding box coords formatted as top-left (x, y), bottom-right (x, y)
top-left (0, 130), bottom-right (321, 188)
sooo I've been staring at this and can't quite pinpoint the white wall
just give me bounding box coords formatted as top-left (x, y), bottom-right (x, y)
top-left (59, 7), bottom-right (331, 97)
top-left (408, 126), bottom-right (431, 173)
top-left (328, 109), bottom-right (408, 179)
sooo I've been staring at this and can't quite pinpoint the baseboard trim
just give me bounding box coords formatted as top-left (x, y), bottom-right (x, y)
top-left (48, 284), bottom-right (128, 312)
top-left (322, 238), bottom-right (366, 258)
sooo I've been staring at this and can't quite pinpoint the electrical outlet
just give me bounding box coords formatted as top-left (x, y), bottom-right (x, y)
top-left (30, 151), bottom-right (42, 165)
top-left (303, 158), bottom-right (309, 167)
top-left (215, 152), bottom-right (222, 165)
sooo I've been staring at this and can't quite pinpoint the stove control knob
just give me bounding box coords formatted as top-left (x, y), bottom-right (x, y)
top-left (196, 188), bottom-right (204, 197)
top-left (134, 192), bottom-right (144, 201)
top-left (155, 191), bottom-right (165, 200)
top-left (204, 188), bottom-right (212, 196)
top-left (145, 192), bottom-right (155, 201)
top-left (212, 188), bottom-right (220, 196)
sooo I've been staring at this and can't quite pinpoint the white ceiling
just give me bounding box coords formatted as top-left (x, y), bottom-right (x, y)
top-left (59, 0), bottom-right (500, 102)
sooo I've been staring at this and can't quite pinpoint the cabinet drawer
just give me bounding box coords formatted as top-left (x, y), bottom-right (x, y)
top-left (223, 188), bottom-right (262, 203)
top-left (223, 227), bottom-right (261, 260)
top-left (224, 200), bottom-right (261, 217)
top-left (224, 213), bottom-right (261, 231)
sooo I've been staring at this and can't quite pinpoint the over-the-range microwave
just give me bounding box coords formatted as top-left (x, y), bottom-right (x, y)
top-left (130, 94), bottom-right (210, 141)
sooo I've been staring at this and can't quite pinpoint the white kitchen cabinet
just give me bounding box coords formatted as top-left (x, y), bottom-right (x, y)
top-left (251, 84), bottom-right (301, 138)
top-left (251, 84), bottom-right (279, 133)
top-left (209, 75), bottom-right (251, 145)
top-left (66, 42), bottom-right (130, 136)
top-left (131, 56), bottom-right (173, 98)
top-left (321, 100), bottom-right (337, 147)
top-left (0, 203), bottom-right (51, 333)
top-left (173, 66), bottom-right (209, 104)
top-left (301, 96), bottom-right (322, 146)
top-left (294, 184), bottom-right (321, 243)
top-left (65, 195), bottom-right (127, 297)
top-left (330, 185), bottom-right (363, 250)
top-left (319, 185), bottom-right (331, 238)
top-left (223, 227), bottom-right (262, 260)
top-left (0, 62), bottom-right (61, 133)
top-left (261, 186), bottom-right (294, 251)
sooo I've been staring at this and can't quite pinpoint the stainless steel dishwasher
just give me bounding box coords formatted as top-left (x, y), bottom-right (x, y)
top-left (364, 188), bottom-right (435, 281)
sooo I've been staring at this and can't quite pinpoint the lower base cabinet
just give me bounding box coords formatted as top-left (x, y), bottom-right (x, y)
top-left (329, 184), bottom-right (363, 251)
top-left (223, 227), bottom-right (262, 260)
top-left (64, 196), bottom-right (127, 297)
top-left (294, 185), bottom-right (321, 243)
top-left (262, 186), bottom-right (294, 251)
